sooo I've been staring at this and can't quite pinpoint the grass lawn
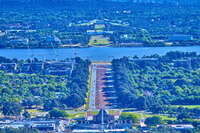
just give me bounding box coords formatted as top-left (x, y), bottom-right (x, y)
top-left (109, 110), bottom-right (117, 115)
top-left (90, 111), bottom-right (99, 115)
top-left (110, 22), bottom-right (128, 27)
top-left (89, 110), bottom-right (118, 115)
top-left (77, 23), bottom-right (90, 26)
top-left (26, 109), bottom-right (41, 113)
top-left (120, 112), bottom-right (176, 121)
top-left (120, 112), bottom-right (143, 119)
top-left (96, 29), bottom-right (104, 32)
top-left (61, 43), bottom-right (81, 47)
top-left (171, 105), bottom-right (200, 109)
top-left (67, 112), bottom-right (86, 119)
top-left (144, 114), bottom-right (176, 121)
top-left (95, 24), bottom-right (105, 29)
top-left (88, 35), bottom-right (112, 47)
top-left (165, 42), bottom-right (173, 46)
top-left (0, 112), bottom-right (3, 118)
top-left (84, 66), bottom-right (92, 110)
top-left (26, 109), bottom-right (48, 117)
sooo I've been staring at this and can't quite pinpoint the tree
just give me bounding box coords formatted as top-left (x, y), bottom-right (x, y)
top-left (119, 113), bottom-right (139, 124)
top-left (2, 101), bottom-right (22, 116)
top-left (0, 128), bottom-right (39, 133)
top-left (152, 126), bottom-right (181, 133)
top-left (145, 116), bottom-right (163, 127)
top-left (22, 97), bottom-right (35, 108)
top-left (134, 96), bottom-right (146, 110)
top-left (49, 109), bottom-right (68, 118)
top-left (66, 93), bottom-right (85, 108)
top-left (43, 99), bottom-right (59, 111)
top-left (23, 110), bottom-right (31, 119)
top-left (177, 112), bottom-right (191, 120)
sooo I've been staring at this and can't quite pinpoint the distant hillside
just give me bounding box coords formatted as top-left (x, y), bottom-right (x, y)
top-left (109, 0), bottom-right (199, 5)
top-left (0, 0), bottom-right (199, 6)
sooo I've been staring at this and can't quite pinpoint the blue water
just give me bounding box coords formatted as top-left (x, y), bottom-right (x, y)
top-left (0, 46), bottom-right (200, 61)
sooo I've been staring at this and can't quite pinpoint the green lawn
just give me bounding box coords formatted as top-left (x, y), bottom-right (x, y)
top-left (88, 35), bottom-right (111, 47)
top-left (67, 112), bottom-right (86, 119)
top-left (89, 110), bottom-right (118, 115)
top-left (144, 114), bottom-right (176, 121)
top-left (77, 23), bottom-right (90, 26)
top-left (84, 67), bottom-right (92, 110)
top-left (120, 112), bottom-right (143, 119)
top-left (120, 112), bottom-right (176, 121)
top-left (171, 105), bottom-right (200, 109)
top-left (95, 24), bottom-right (105, 29)
top-left (109, 110), bottom-right (117, 115)
top-left (90, 111), bottom-right (98, 115)
top-left (26, 109), bottom-right (48, 118)
top-left (110, 22), bottom-right (128, 27)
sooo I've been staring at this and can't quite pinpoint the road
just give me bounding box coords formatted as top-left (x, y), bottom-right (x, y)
top-left (90, 64), bottom-right (96, 110)
top-left (89, 62), bottom-right (118, 110)
top-left (95, 64), bottom-right (109, 109)
top-left (90, 63), bottom-right (111, 110)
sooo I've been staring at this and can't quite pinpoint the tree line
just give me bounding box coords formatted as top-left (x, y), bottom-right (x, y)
top-left (112, 51), bottom-right (200, 113)
top-left (0, 57), bottom-right (91, 117)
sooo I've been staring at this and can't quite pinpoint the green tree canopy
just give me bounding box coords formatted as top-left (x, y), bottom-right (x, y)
top-left (49, 109), bottom-right (68, 118)
top-left (145, 116), bottom-right (163, 127)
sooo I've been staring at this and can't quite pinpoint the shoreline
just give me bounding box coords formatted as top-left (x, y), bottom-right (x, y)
top-left (0, 45), bottom-right (200, 50)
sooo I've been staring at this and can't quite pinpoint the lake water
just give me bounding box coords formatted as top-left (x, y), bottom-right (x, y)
top-left (0, 46), bottom-right (200, 61)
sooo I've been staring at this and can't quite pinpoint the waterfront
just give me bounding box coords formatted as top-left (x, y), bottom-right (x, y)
top-left (0, 46), bottom-right (200, 61)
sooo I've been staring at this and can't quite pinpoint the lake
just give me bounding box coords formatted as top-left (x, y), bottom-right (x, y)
top-left (0, 46), bottom-right (200, 61)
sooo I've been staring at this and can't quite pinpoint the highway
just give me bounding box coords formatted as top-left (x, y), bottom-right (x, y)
top-left (90, 64), bottom-right (96, 110)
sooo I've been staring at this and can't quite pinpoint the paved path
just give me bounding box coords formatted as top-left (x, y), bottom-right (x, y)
top-left (89, 62), bottom-right (116, 110)
top-left (95, 65), bottom-right (109, 109)
top-left (90, 64), bottom-right (96, 110)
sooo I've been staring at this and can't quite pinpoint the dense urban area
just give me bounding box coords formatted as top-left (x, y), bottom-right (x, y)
top-left (0, 0), bottom-right (200, 133)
